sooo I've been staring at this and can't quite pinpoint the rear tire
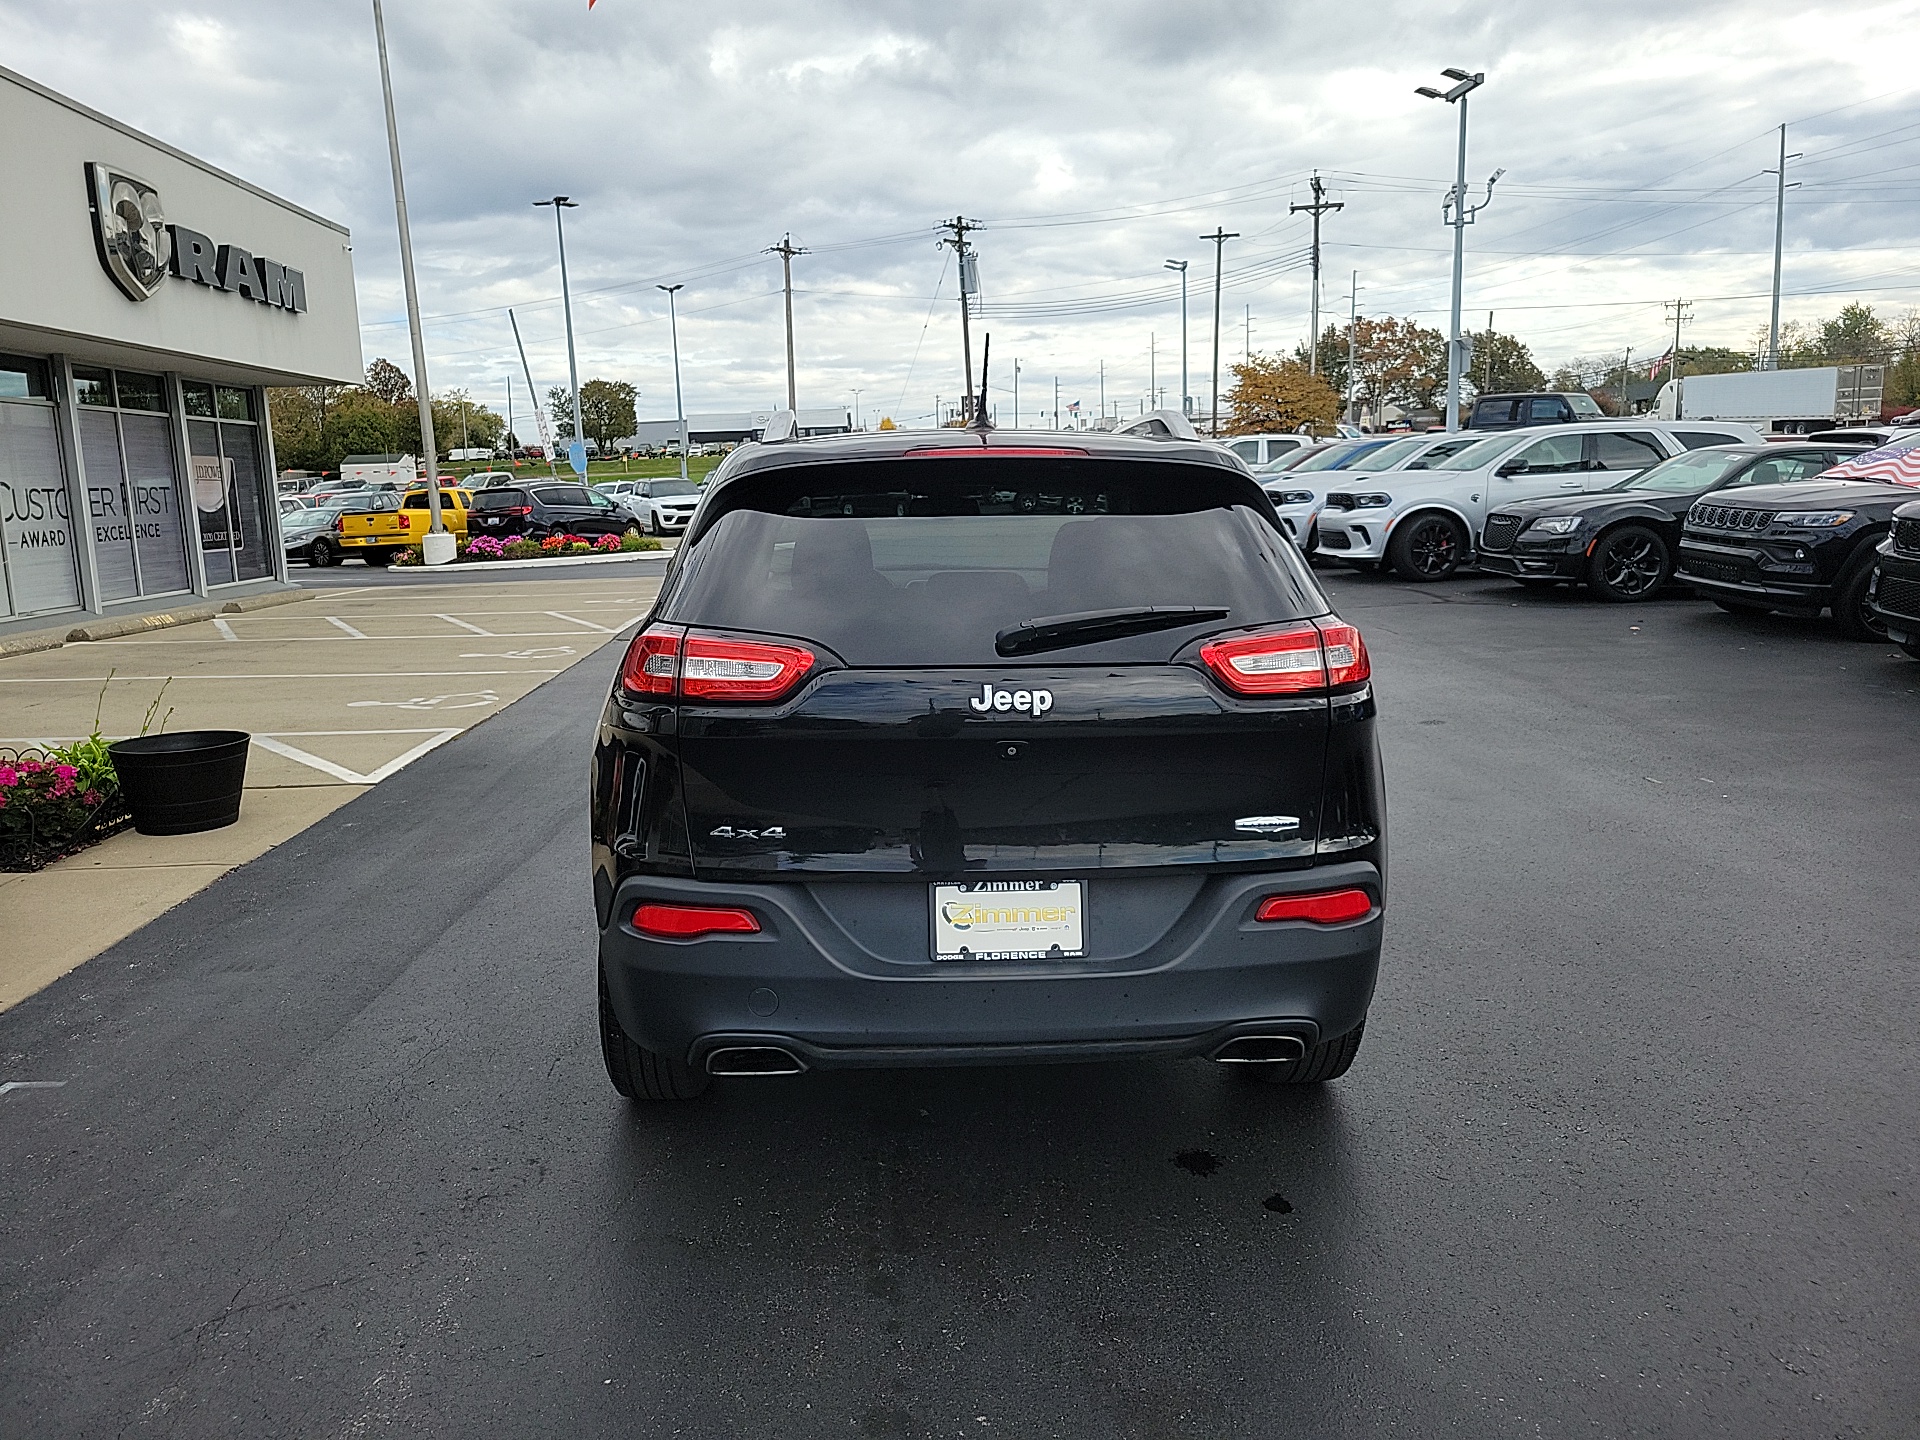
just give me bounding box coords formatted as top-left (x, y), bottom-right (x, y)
top-left (1586, 525), bottom-right (1670, 602)
top-left (1833, 553), bottom-right (1887, 641)
top-left (308, 537), bottom-right (336, 568)
top-left (598, 965), bottom-right (709, 1101)
top-left (1238, 1020), bottom-right (1366, 1085)
top-left (1387, 513), bottom-right (1467, 581)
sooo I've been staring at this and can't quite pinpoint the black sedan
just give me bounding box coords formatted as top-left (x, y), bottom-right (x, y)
top-left (1676, 477), bottom-right (1920, 638)
top-left (1866, 497), bottom-right (1920, 660)
top-left (1477, 444), bottom-right (1860, 601)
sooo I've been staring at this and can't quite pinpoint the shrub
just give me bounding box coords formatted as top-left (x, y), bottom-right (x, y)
top-left (567, 540), bottom-right (592, 554)
top-left (618, 532), bottom-right (663, 552)
top-left (0, 736), bottom-right (129, 872)
top-left (593, 533), bottom-right (623, 552)
top-left (503, 538), bottom-right (542, 560)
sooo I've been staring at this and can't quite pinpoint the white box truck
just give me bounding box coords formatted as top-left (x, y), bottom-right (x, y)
top-left (1656, 366), bottom-right (1883, 433)
top-left (338, 453), bottom-right (415, 486)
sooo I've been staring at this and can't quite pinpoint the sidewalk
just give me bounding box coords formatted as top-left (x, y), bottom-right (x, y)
top-left (0, 573), bottom-right (656, 1011)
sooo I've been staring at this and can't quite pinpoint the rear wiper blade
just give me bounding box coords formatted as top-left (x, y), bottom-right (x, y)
top-left (995, 605), bottom-right (1231, 657)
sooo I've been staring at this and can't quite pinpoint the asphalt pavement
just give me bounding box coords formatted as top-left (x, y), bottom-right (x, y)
top-left (3, 569), bottom-right (1916, 1438)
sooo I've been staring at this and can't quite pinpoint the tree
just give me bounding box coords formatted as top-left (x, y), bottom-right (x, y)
top-left (1816, 303), bottom-right (1890, 365)
top-left (1224, 354), bottom-right (1341, 435)
top-left (548, 386), bottom-right (575, 441)
top-left (1292, 325), bottom-right (1348, 398)
top-left (1464, 330), bottom-right (1545, 395)
top-left (1886, 310), bottom-right (1920, 410)
top-left (364, 357), bottom-right (414, 406)
top-left (578, 379), bottom-right (639, 453)
top-left (429, 390), bottom-right (506, 456)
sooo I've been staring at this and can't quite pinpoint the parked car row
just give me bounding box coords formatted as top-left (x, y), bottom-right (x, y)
top-left (1245, 418), bottom-right (1920, 651)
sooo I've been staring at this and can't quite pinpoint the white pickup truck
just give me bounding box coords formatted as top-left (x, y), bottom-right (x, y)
top-left (1313, 419), bottom-right (1761, 580)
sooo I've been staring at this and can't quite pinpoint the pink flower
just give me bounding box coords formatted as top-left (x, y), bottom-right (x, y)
top-left (0, 766), bottom-right (18, 788)
top-left (54, 764), bottom-right (77, 782)
top-left (17, 758), bottom-right (43, 775)
top-left (51, 775), bottom-right (77, 799)
top-left (81, 789), bottom-right (102, 807)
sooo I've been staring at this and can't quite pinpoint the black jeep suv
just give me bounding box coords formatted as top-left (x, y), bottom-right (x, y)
top-left (1676, 477), bottom-right (1920, 637)
top-left (1867, 497), bottom-right (1920, 659)
top-left (590, 426), bottom-right (1386, 1100)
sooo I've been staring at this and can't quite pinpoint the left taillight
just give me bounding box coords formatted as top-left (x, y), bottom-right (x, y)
top-left (618, 625), bottom-right (814, 703)
top-left (620, 623), bottom-right (682, 695)
top-left (1199, 616), bottom-right (1371, 696)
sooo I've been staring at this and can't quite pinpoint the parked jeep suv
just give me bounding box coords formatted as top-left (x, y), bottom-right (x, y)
top-left (591, 424), bottom-right (1386, 1100)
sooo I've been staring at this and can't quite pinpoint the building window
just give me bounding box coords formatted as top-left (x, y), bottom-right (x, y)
top-left (0, 355), bottom-right (81, 619)
top-left (75, 368), bottom-right (192, 603)
top-left (186, 383), bottom-right (270, 584)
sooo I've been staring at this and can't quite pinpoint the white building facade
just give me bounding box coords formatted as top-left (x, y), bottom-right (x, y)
top-left (0, 66), bottom-right (361, 630)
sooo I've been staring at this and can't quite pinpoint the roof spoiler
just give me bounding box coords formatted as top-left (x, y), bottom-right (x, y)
top-left (1114, 408), bottom-right (1200, 441)
top-left (759, 410), bottom-right (800, 443)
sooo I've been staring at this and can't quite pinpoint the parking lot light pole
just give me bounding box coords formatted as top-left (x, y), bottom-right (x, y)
top-left (369, 0), bottom-right (449, 561)
top-left (1417, 68), bottom-right (1486, 432)
top-left (658, 283), bottom-right (689, 482)
top-left (1164, 260), bottom-right (1189, 415)
top-left (535, 197), bottom-right (585, 473)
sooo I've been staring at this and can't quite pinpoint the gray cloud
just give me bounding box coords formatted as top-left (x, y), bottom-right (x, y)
top-left (8, 0), bottom-right (1918, 425)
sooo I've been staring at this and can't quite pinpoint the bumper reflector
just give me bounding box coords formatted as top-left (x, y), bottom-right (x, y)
top-left (1256, 888), bottom-right (1374, 924)
top-left (633, 903), bottom-right (762, 938)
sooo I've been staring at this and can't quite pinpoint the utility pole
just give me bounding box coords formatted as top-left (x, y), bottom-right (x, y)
top-left (1290, 172), bottom-right (1343, 377)
top-left (1053, 375), bottom-right (1060, 432)
top-left (1202, 227), bottom-right (1239, 437)
top-left (1164, 259), bottom-right (1189, 413)
top-left (533, 196), bottom-right (585, 473)
top-left (938, 216), bottom-right (982, 421)
top-left (369, 0), bottom-right (447, 558)
top-left (1417, 68), bottom-right (1495, 432)
top-left (460, 395), bottom-right (469, 453)
top-left (1244, 304), bottom-right (1252, 362)
top-left (1346, 272), bottom-right (1360, 427)
top-left (1010, 362), bottom-right (1018, 429)
top-left (851, 388), bottom-right (863, 431)
top-left (766, 233), bottom-right (806, 411)
top-left (658, 283), bottom-right (689, 482)
top-left (1764, 124), bottom-right (1800, 370)
top-left (1149, 332), bottom-right (1156, 410)
top-left (1665, 298), bottom-right (1693, 417)
top-left (508, 308), bottom-right (559, 479)
top-left (1484, 310), bottom-right (1494, 391)
top-left (1099, 360), bottom-right (1105, 427)
top-left (1621, 346), bottom-right (1631, 415)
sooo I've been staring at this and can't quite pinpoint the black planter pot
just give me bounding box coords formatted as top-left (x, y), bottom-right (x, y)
top-left (107, 731), bottom-right (250, 836)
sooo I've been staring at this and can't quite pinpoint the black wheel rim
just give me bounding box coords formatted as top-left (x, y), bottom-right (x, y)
top-left (1408, 520), bottom-right (1458, 576)
top-left (1602, 535), bottom-right (1664, 595)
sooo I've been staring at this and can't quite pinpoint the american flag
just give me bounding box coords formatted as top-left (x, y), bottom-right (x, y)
top-left (1821, 436), bottom-right (1920, 487)
top-left (1647, 347), bottom-right (1674, 379)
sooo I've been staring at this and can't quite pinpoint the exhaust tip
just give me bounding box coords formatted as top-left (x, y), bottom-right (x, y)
top-left (1213, 1034), bottom-right (1308, 1065)
top-left (705, 1046), bottom-right (806, 1077)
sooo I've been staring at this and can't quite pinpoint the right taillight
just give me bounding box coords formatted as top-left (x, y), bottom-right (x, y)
top-left (1199, 617), bottom-right (1370, 696)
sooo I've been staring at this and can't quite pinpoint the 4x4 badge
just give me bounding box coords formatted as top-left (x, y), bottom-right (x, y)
top-left (710, 826), bottom-right (785, 841)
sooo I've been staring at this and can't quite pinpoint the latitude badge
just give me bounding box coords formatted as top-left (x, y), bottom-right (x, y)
top-left (87, 162), bottom-right (171, 301)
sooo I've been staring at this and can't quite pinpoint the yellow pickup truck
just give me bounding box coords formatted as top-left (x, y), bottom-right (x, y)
top-left (337, 488), bottom-right (472, 565)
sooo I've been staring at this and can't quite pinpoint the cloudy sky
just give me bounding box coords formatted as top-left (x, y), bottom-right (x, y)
top-left (9, 0), bottom-right (1920, 428)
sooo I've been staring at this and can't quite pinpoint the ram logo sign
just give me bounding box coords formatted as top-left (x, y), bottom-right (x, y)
top-left (86, 162), bottom-right (309, 314)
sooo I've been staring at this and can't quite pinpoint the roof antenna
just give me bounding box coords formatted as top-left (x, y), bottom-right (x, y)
top-left (969, 333), bottom-right (995, 431)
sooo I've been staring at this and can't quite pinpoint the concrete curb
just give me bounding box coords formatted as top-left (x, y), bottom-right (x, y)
top-left (1, 588), bottom-right (314, 657)
top-left (405, 549), bottom-right (670, 574)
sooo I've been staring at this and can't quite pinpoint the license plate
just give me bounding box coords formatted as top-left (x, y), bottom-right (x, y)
top-left (931, 881), bottom-right (1084, 962)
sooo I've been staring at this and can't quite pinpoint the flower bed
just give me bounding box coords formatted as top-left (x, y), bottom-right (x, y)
top-left (0, 738), bottom-right (130, 872)
top-left (459, 531), bottom-right (660, 562)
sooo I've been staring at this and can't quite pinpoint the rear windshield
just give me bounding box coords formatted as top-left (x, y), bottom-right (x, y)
top-left (474, 488), bottom-right (529, 509)
top-left (535, 485), bottom-right (591, 505)
top-left (664, 461), bottom-right (1327, 665)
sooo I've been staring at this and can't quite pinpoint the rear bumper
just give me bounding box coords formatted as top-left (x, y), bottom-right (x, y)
top-left (599, 864), bottom-right (1383, 1070)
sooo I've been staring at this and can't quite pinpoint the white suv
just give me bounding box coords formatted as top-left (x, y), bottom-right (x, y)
top-left (1313, 420), bottom-right (1762, 580)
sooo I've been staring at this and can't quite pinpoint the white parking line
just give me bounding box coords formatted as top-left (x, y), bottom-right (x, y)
top-left (437, 614), bottom-right (495, 635)
top-left (88, 631), bottom-right (609, 645)
top-left (546, 611), bottom-right (615, 632)
top-left (212, 618), bottom-right (239, 642)
top-left (253, 728), bottom-right (464, 785)
top-left (0, 1081), bottom-right (67, 1096)
top-left (326, 616), bottom-right (369, 639)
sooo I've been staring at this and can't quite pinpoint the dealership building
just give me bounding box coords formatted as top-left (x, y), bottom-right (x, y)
top-left (0, 65), bottom-right (361, 632)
